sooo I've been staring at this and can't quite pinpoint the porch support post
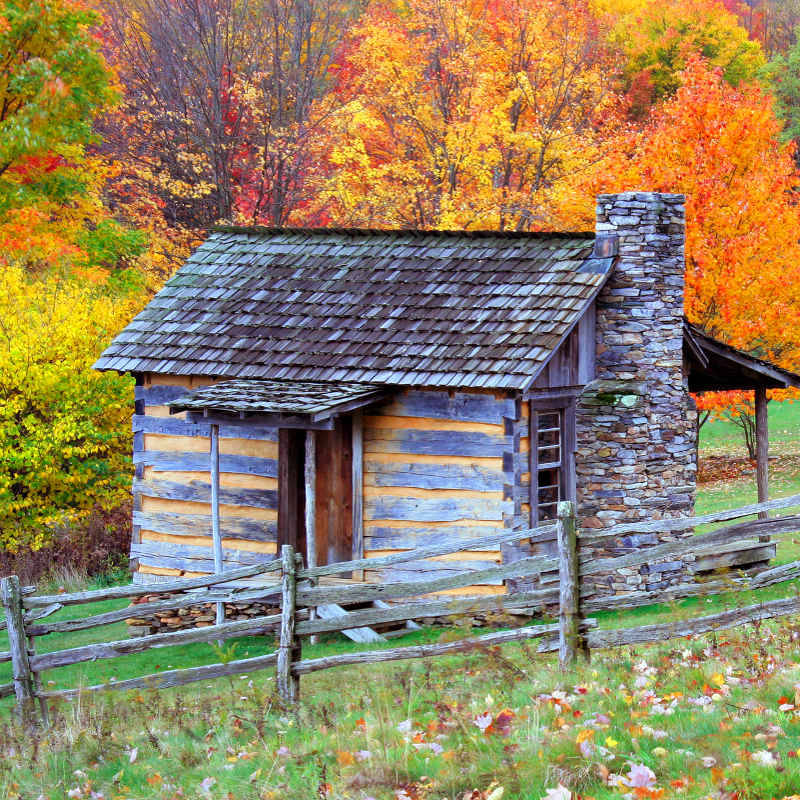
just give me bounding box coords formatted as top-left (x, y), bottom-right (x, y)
top-left (755, 386), bottom-right (769, 522)
top-left (351, 411), bottom-right (364, 581)
top-left (210, 423), bottom-right (224, 626)
top-left (304, 431), bottom-right (317, 570)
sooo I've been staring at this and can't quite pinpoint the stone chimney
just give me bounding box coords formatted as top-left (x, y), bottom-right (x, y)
top-left (575, 192), bottom-right (697, 533)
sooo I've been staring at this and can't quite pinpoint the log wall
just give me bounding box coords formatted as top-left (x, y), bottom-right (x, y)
top-left (362, 389), bottom-right (518, 596)
top-left (131, 374), bottom-right (279, 583)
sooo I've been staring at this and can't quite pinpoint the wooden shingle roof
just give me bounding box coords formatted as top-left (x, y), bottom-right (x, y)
top-left (170, 379), bottom-right (387, 421)
top-left (95, 227), bottom-right (611, 390)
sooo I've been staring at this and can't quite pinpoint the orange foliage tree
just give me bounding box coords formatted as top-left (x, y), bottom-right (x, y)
top-left (308, 0), bottom-right (620, 230)
top-left (562, 55), bottom-right (800, 439)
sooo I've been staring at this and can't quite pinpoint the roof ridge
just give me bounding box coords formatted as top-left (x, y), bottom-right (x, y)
top-left (210, 225), bottom-right (596, 240)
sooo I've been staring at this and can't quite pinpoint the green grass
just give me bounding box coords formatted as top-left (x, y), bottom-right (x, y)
top-left (699, 399), bottom-right (800, 457)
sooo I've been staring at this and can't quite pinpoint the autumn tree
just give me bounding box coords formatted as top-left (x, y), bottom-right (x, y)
top-left (311, 0), bottom-right (619, 230)
top-left (0, 0), bottom-right (143, 273)
top-left (563, 56), bottom-right (800, 444)
top-left (593, 0), bottom-right (764, 116)
top-left (102, 0), bottom-right (348, 238)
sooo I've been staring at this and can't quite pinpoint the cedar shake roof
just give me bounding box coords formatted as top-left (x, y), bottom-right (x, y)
top-left (95, 227), bottom-right (613, 390)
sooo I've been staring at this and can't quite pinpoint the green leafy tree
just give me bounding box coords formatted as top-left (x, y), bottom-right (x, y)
top-left (0, 0), bottom-right (143, 270)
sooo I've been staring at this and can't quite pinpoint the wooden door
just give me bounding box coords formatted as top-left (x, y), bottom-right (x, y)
top-left (314, 417), bottom-right (353, 566)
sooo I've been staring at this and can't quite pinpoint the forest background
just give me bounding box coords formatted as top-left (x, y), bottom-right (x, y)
top-left (3, 0), bottom-right (800, 567)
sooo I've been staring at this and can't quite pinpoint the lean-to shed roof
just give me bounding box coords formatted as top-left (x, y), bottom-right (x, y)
top-left (95, 227), bottom-right (612, 390)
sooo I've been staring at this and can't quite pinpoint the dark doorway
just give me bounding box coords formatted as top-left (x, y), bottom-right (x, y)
top-left (277, 429), bottom-right (307, 557)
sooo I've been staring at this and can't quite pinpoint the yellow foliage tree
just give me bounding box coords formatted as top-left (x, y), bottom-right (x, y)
top-left (309, 0), bottom-right (620, 230)
top-left (0, 266), bottom-right (144, 551)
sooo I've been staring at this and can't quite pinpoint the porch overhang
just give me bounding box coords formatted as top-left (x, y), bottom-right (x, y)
top-left (684, 321), bottom-right (800, 392)
top-left (169, 379), bottom-right (391, 429)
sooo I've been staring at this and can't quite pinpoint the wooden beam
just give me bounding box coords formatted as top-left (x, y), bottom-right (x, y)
top-left (305, 431), bottom-right (317, 570)
top-left (756, 386), bottom-right (769, 522)
top-left (210, 424), bottom-right (224, 626)
top-left (278, 430), bottom-right (302, 550)
top-left (351, 411), bottom-right (364, 580)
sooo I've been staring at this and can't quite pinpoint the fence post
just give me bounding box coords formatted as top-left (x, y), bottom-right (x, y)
top-left (557, 501), bottom-right (581, 668)
top-left (277, 545), bottom-right (298, 704)
top-left (1, 576), bottom-right (36, 723)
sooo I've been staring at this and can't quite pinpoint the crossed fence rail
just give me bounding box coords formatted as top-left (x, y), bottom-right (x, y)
top-left (3, 493), bottom-right (800, 723)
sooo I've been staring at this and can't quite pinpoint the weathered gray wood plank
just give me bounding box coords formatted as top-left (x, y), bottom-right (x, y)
top-left (299, 525), bottom-right (554, 579)
top-left (133, 478), bottom-right (278, 510)
top-left (31, 612), bottom-right (290, 671)
top-left (28, 587), bottom-right (281, 636)
top-left (580, 515), bottom-right (800, 576)
top-left (135, 450), bottom-right (278, 478)
top-left (579, 494), bottom-right (800, 540)
top-left (373, 391), bottom-right (514, 424)
top-left (298, 591), bottom-right (557, 636)
top-left (132, 540), bottom-right (273, 571)
top-left (292, 624), bottom-right (560, 675)
top-left (134, 511), bottom-right (276, 542)
top-left (132, 414), bottom-right (277, 441)
top-left (587, 594), bottom-right (800, 649)
top-left (1, 576), bottom-right (35, 721)
top-left (365, 461), bottom-right (505, 491)
top-left (365, 495), bottom-right (510, 523)
top-left (298, 556), bottom-right (555, 606)
top-left (39, 651), bottom-right (279, 699)
top-left (276, 545), bottom-right (298, 704)
top-left (24, 562), bottom-right (280, 609)
top-left (557, 501), bottom-right (580, 666)
top-left (363, 429), bottom-right (508, 458)
top-left (314, 603), bottom-right (385, 642)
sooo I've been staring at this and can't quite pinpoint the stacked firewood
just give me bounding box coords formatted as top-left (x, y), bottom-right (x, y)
top-left (124, 592), bottom-right (280, 636)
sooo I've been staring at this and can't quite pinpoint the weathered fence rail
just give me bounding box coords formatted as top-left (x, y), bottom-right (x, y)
top-left (3, 492), bottom-right (800, 719)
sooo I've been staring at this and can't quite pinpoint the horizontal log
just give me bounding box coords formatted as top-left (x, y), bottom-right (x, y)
top-left (299, 525), bottom-right (555, 579)
top-left (133, 478), bottom-right (277, 510)
top-left (580, 494), bottom-right (800, 540)
top-left (365, 461), bottom-right (504, 492)
top-left (135, 385), bottom-right (195, 405)
top-left (580, 516), bottom-right (800, 576)
top-left (39, 650), bottom-right (279, 699)
top-left (132, 414), bottom-right (278, 441)
top-left (134, 511), bottom-right (276, 543)
top-left (0, 682), bottom-right (14, 699)
top-left (28, 586), bottom-right (282, 636)
top-left (132, 540), bottom-right (271, 571)
top-left (365, 496), bottom-right (510, 523)
top-left (0, 650), bottom-right (11, 664)
top-left (374, 391), bottom-right (515, 424)
top-left (135, 450), bottom-right (278, 478)
top-left (298, 557), bottom-right (555, 606)
top-left (24, 562), bottom-right (280, 609)
top-left (364, 429), bottom-right (508, 458)
top-left (31, 611), bottom-right (290, 671)
top-left (292, 624), bottom-right (560, 675)
top-left (365, 525), bottom-right (508, 550)
top-left (297, 591), bottom-right (557, 636)
top-left (582, 579), bottom-right (736, 612)
top-left (750, 559), bottom-right (800, 588)
top-left (588, 594), bottom-right (800, 649)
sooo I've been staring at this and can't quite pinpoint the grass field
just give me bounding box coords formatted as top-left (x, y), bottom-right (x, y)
top-left (1, 403), bottom-right (799, 798)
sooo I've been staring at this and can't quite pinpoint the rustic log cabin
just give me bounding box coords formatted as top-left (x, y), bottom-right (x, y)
top-left (95, 192), bottom-right (800, 605)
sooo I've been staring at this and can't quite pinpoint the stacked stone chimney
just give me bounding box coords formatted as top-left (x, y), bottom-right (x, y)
top-left (575, 192), bottom-right (697, 538)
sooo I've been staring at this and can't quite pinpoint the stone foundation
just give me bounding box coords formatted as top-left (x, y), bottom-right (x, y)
top-left (125, 592), bottom-right (280, 636)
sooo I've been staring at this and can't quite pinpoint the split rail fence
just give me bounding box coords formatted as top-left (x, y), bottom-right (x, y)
top-left (3, 492), bottom-right (800, 721)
